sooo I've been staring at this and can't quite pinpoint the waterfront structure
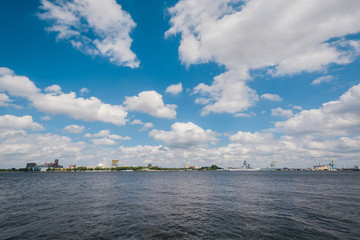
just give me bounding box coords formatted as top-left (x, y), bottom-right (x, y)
top-left (313, 165), bottom-right (331, 171)
top-left (25, 159), bottom-right (63, 171)
top-left (313, 160), bottom-right (337, 171)
top-left (26, 163), bottom-right (37, 171)
top-left (228, 160), bottom-right (260, 171)
top-left (26, 162), bottom-right (47, 171)
top-left (44, 159), bottom-right (63, 168)
top-left (112, 160), bottom-right (119, 167)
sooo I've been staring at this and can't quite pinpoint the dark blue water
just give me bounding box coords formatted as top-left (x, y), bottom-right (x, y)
top-left (0, 171), bottom-right (359, 239)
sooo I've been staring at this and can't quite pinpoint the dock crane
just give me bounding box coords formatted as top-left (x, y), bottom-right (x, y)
top-left (329, 160), bottom-right (336, 171)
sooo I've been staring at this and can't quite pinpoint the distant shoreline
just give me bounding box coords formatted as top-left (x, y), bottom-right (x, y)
top-left (1, 169), bottom-right (359, 173)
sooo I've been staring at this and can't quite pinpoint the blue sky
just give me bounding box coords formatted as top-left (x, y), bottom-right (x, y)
top-left (1, 0), bottom-right (360, 169)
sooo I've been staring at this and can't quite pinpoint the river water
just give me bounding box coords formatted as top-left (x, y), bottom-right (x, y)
top-left (0, 171), bottom-right (359, 239)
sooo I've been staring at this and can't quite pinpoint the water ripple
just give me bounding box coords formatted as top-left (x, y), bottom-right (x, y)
top-left (0, 171), bottom-right (359, 239)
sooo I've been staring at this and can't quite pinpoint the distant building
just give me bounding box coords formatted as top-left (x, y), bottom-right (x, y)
top-left (185, 164), bottom-right (189, 169)
top-left (313, 164), bottom-right (331, 171)
top-left (112, 160), bottom-right (119, 167)
top-left (44, 159), bottom-right (63, 168)
top-left (148, 164), bottom-right (153, 168)
top-left (313, 160), bottom-right (336, 171)
top-left (26, 162), bottom-right (37, 170)
top-left (26, 159), bottom-right (63, 171)
top-left (69, 165), bottom-right (76, 169)
top-left (36, 165), bottom-right (49, 172)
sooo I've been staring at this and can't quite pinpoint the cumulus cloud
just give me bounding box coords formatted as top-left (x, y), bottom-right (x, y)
top-left (0, 93), bottom-right (12, 106)
top-left (193, 70), bottom-right (258, 115)
top-left (0, 68), bottom-right (128, 126)
top-left (293, 105), bottom-right (303, 111)
top-left (0, 131), bottom-right (87, 168)
top-left (0, 129), bottom-right (27, 139)
top-left (0, 67), bottom-right (14, 76)
top-left (130, 119), bottom-right (154, 131)
top-left (124, 91), bottom-right (177, 119)
top-left (91, 138), bottom-right (117, 145)
top-left (167, 0), bottom-right (360, 115)
top-left (166, 83), bottom-right (183, 95)
top-left (80, 87), bottom-right (89, 96)
top-left (271, 107), bottom-right (294, 118)
top-left (0, 69), bottom-right (40, 98)
top-left (234, 113), bottom-right (251, 118)
top-left (45, 84), bottom-right (62, 95)
top-left (0, 115), bottom-right (44, 131)
top-left (38, 0), bottom-right (139, 68)
top-left (149, 122), bottom-right (218, 148)
top-left (260, 94), bottom-right (282, 102)
top-left (115, 133), bottom-right (360, 168)
top-left (311, 75), bottom-right (334, 85)
top-left (63, 124), bottom-right (85, 133)
top-left (230, 131), bottom-right (274, 143)
top-left (275, 83), bottom-right (360, 136)
top-left (85, 129), bottom-right (130, 141)
top-left (41, 116), bottom-right (52, 121)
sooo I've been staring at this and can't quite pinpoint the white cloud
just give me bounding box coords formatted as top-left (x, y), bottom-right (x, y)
top-left (80, 87), bottom-right (89, 96)
top-left (130, 119), bottom-right (154, 131)
top-left (0, 131), bottom-right (87, 168)
top-left (32, 93), bottom-right (128, 126)
top-left (0, 129), bottom-right (27, 139)
top-left (109, 135), bottom-right (131, 141)
top-left (45, 84), bottom-right (62, 95)
top-left (167, 0), bottom-right (360, 115)
top-left (85, 129), bottom-right (130, 141)
top-left (271, 107), bottom-right (294, 118)
top-left (41, 116), bottom-right (52, 121)
top-left (0, 68), bottom-right (128, 126)
top-left (143, 122), bottom-right (154, 129)
top-left (0, 115), bottom-right (44, 131)
top-left (293, 105), bottom-right (303, 111)
top-left (275, 83), bottom-right (360, 136)
top-left (38, 0), bottom-right (139, 68)
top-left (166, 83), bottom-right (183, 95)
top-left (311, 75), bottom-right (334, 85)
top-left (124, 91), bottom-right (177, 119)
top-left (0, 67), bottom-right (14, 76)
top-left (115, 133), bottom-right (360, 168)
top-left (149, 122), bottom-right (218, 148)
top-left (92, 138), bottom-right (117, 145)
top-left (0, 72), bottom-right (40, 98)
top-left (260, 93), bottom-right (282, 102)
top-left (234, 113), bottom-right (251, 118)
top-left (63, 124), bottom-right (85, 133)
top-left (193, 70), bottom-right (258, 115)
top-left (230, 131), bottom-right (274, 143)
top-left (130, 119), bottom-right (142, 125)
top-left (2, 128), bottom-right (359, 169)
top-left (85, 129), bottom-right (110, 138)
top-left (0, 93), bottom-right (12, 106)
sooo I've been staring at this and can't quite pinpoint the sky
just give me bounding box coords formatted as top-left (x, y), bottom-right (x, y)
top-left (1, 0), bottom-right (360, 169)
